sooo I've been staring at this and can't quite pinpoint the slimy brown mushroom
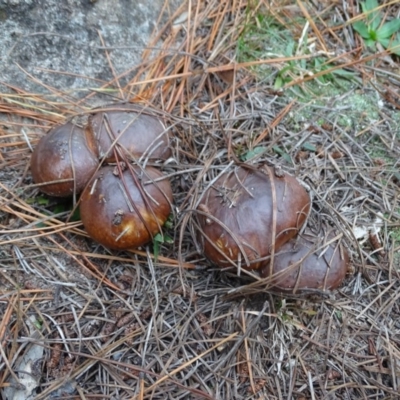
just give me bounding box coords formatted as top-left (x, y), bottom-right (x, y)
top-left (30, 122), bottom-right (99, 197)
top-left (196, 166), bottom-right (311, 270)
top-left (80, 164), bottom-right (172, 250)
top-left (86, 103), bottom-right (171, 163)
top-left (260, 228), bottom-right (350, 294)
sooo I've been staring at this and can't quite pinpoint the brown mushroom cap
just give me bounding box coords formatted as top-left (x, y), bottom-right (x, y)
top-left (80, 164), bottom-right (173, 250)
top-left (30, 122), bottom-right (99, 197)
top-left (86, 103), bottom-right (171, 163)
top-left (260, 229), bottom-right (350, 294)
top-left (196, 166), bottom-right (311, 270)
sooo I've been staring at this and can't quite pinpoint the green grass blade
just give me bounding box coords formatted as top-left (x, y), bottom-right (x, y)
top-left (376, 19), bottom-right (400, 40)
top-left (353, 21), bottom-right (370, 39)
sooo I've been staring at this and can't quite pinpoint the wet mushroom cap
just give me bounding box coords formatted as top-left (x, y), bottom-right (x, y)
top-left (86, 103), bottom-right (171, 163)
top-left (80, 164), bottom-right (173, 250)
top-left (197, 166), bottom-right (311, 270)
top-left (30, 122), bottom-right (99, 197)
top-left (260, 229), bottom-right (350, 294)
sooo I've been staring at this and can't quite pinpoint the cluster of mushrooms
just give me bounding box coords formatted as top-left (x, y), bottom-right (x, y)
top-left (30, 104), bottom-right (172, 250)
top-left (30, 103), bottom-right (350, 295)
top-left (195, 165), bottom-right (349, 293)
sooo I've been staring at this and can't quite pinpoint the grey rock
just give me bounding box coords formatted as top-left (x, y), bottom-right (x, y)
top-left (0, 0), bottom-right (179, 99)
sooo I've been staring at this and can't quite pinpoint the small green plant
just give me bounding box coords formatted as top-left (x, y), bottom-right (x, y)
top-left (272, 40), bottom-right (354, 91)
top-left (26, 195), bottom-right (50, 206)
top-left (28, 195), bottom-right (81, 227)
top-left (352, 0), bottom-right (400, 55)
top-left (240, 146), bottom-right (266, 162)
top-left (237, 12), bottom-right (355, 96)
top-left (152, 215), bottom-right (174, 261)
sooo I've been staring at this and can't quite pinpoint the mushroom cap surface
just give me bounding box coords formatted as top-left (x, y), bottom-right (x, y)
top-left (261, 229), bottom-right (350, 294)
top-left (80, 164), bottom-right (172, 250)
top-left (87, 103), bottom-right (171, 163)
top-left (197, 166), bottom-right (311, 270)
top-left (30, 122), bottom-right (99, 197)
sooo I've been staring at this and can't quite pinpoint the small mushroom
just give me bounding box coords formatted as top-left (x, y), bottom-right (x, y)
top-left (30, 122), bottom-right (99, 197)
top-left (86, 103), bottom-right (171, 163)
top-left (196, 166), bottom-right (311, 270)
top-left (80, 164), bottom-right (172, 250)
top-left (260, 228), bottom-right (350, 294)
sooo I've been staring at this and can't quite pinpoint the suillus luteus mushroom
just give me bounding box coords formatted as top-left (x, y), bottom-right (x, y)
top-left (86, 103), bottom-right (171, 163)
top-left (196, 165), bottom-right (311, 271)
top-left (80, 164), bottom-right (173, 250)
top-left (260, 228), bottom-right (350, 294)
top-left (30, 122), bottom-right (99, 197)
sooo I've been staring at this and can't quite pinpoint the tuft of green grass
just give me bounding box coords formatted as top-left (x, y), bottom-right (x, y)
top-left (235, 9), bottom-right (379, 130)
top-left (237, 11), bottom-right (356, 95)
top-left (236, 7), bottom-right (400, 131)
top-left (353, 0), bottom-right (400, 55)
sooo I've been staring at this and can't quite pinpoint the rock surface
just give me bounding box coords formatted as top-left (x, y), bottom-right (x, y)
top-left (0, 0), bottom-right (179, 96)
